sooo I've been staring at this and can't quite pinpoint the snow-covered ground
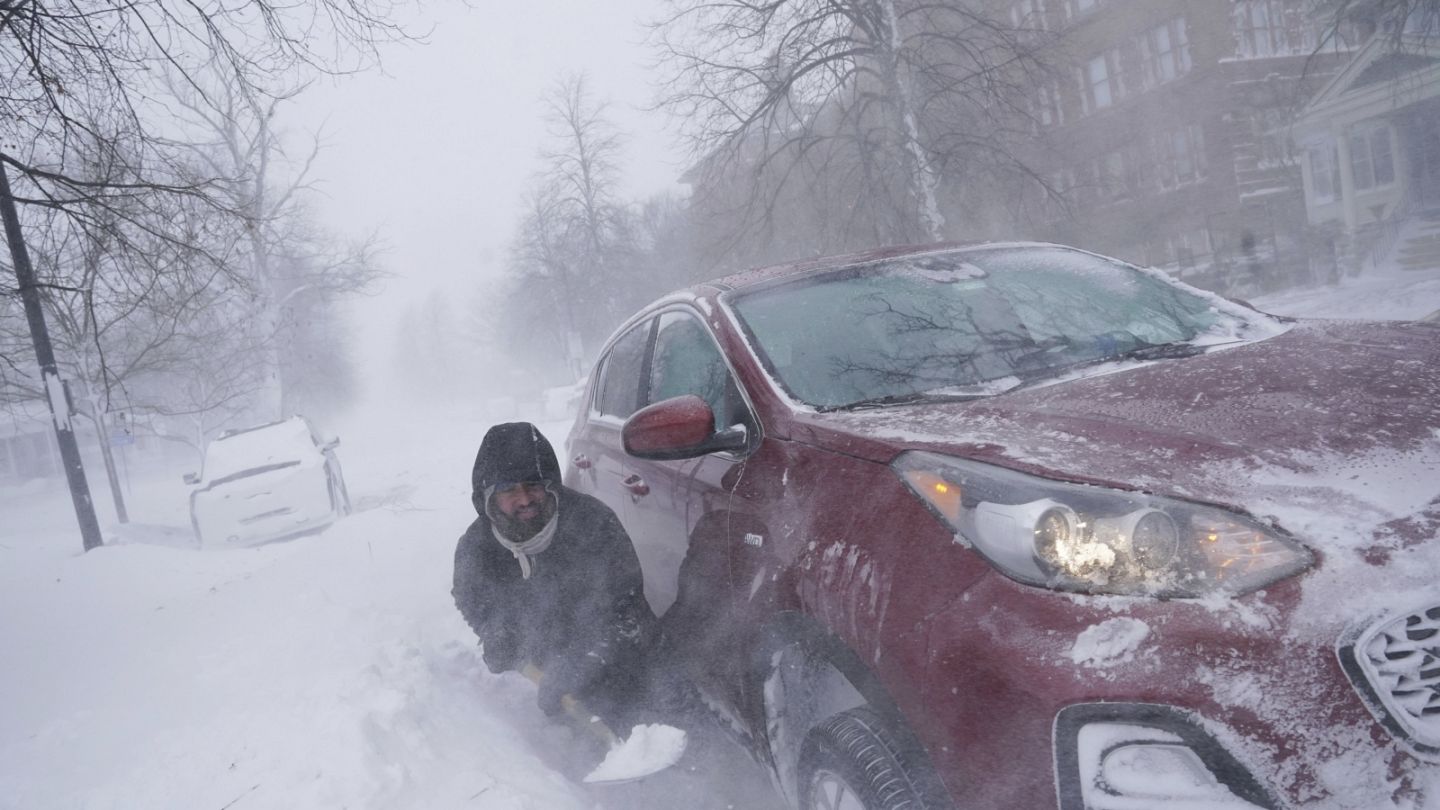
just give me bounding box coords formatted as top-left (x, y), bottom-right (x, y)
top-left (1250, 260), bottom-right (1440, 321)
top-left (3, 263), bottom-right (1438, 810)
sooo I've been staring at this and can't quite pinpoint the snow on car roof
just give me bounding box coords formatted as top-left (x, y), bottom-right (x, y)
top-left (203, 417), bottom-right (319, 483)
top-left (703, 240), bottom-right (1078, 293)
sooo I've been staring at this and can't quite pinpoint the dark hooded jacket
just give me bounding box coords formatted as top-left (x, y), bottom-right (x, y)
top-left (452, 422), bottom-right (655, 683)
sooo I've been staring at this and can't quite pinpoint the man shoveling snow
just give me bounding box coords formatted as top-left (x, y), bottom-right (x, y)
top-left (451, 422), bottom-right (694, 783)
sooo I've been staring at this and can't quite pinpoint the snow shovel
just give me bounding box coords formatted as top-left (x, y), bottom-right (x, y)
top-left (520, 663), bottom-right (687, 784)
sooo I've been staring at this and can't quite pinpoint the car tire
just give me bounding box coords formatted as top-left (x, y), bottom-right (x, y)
top-left (798, 707), bottom-right (939, 810)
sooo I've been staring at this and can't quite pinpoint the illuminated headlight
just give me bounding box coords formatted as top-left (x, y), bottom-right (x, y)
top-left (894, 452), bottom-right (1311, 597)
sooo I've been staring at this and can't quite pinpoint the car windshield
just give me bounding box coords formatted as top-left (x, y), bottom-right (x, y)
top-left (202, 419), bottom-right (316, 482)
top-left (729, 246), bottom-right (1272, 410)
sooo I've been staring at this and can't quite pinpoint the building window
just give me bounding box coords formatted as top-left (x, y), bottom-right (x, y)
top-left (1097, 150), bottom-right (1129, 201)
top-left (1172, 228), bottom-right (1213, 270)
top-left (1253, 109), bottom-right (1295, 169)
top-left (1156, 124), bottom-right (1207, 189)
top-left (1036, 81), bottom-right (1063, 127)
top-left (1042, 169), bottom-right (1077, 216)
top-left (1141, 18), bottom-right (1192, 87)
top-left (1308, 143), bottom-right (1340, 202)
top-left (1152, 228), bottom-right (1214, 273)
top-left (1088, 55), bottom-right (1111, 109)
top-left (1010, 0), bottom-right (1046, 31)
top-left (1348, 124), bottom-right (1395, 191)
top-left (1234, 0), bottom-right (1318, 58)
top-left (1081, 49), bottom-right (1124, 113)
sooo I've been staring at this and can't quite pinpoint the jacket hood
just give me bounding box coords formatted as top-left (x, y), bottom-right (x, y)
top-left (471, 422), bottom-right (561, 514)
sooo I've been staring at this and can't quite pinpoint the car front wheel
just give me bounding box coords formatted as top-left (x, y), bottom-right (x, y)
top-left (798, 707), bottom-right (938, 810)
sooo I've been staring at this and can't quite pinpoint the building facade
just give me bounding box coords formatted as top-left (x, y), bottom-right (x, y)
top-left (1293, 31), bottom-right (1440, 273)
top-left (1012, 0), bottom-right (1354, 293)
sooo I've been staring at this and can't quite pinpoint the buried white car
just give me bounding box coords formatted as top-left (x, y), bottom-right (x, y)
top-left (186, 416), bottom-right (351, 547)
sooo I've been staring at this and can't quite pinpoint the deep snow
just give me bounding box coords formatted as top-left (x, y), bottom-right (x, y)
top-left (0, 412), bottom-right (780, 809)
top-left (2, 263), bottom-right (1438, 810)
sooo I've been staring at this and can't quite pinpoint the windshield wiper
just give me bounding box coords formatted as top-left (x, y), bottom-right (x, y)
top-left (1110, 341), bottom-right (1210, 361)
top-left (826, 389), bottom-right (990, 412)
top-left (1000, 338), bottom-right (1230, 396)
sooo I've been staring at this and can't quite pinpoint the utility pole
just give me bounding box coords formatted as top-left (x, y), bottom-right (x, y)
top-left (70, 384), bottom-right (129, 524)
top-left (0, 156), bottom-right (104, 551)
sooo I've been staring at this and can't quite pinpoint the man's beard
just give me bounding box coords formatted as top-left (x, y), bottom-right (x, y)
top-left (492, 492), bottom-right (558, 542)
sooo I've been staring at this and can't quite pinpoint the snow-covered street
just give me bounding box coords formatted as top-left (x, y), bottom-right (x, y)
top-left (0, 409), bottom-right (781, 809)
top-left (3, 263), bottom-right (1439, 810)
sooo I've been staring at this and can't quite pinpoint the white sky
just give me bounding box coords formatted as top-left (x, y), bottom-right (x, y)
top-left (289, 0), bottom-right (686, 364)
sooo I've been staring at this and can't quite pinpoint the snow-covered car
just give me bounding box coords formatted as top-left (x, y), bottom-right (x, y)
top-left (186, 416), bottom-right (351, 547)
top-left (566, 242), bottom-right (1440, 810)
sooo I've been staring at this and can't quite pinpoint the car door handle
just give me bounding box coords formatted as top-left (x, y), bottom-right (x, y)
top-left (572, 454), bottom-right (592, 470)
top-left (622, 474), bottom-right (650, 497)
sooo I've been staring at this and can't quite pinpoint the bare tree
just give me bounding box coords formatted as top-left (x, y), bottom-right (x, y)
top-left (1, 144), bottom-right (247, 407)
top-left (652, 0), bottom-right (1051, 263)
top-left (1316, 0), bottom-right (1440, 49)
top-left (163, 69), bottom-right (383, 418)
top-left (501, 75), bottom-right (644, 378)
top-left (1, 1), bottom-right (404, 386)
top-left (0, 0), bottom-right (408, 215)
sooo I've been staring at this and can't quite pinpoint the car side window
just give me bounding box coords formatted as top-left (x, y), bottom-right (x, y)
top-left (596, 320), bottom-right (652, 419)
top-left (649, 311), bottom-right (748, 430)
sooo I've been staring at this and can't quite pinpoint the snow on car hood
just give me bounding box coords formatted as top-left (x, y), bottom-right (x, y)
top-left (805, 318), bottom-right (1440, 622)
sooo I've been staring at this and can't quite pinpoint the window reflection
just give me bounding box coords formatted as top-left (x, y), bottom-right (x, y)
top-left (731, 247), bottom-right (1237, 410)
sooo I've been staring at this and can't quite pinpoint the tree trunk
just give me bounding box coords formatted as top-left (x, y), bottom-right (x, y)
top-left (879, 0), bottom-right (946, 243)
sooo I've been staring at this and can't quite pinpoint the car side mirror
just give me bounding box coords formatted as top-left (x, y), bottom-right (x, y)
top-left (623, 395), bottom-right (749, 461)
top-left (322, 437), bottom-right (341, 451)
top-left (183, 472), bottom-right (200, 485)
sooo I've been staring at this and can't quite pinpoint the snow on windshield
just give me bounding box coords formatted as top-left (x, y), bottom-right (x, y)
top-left (730, 246), bottom-right (1280, 410)
top-left (203, 419), bottom-right (318, 483)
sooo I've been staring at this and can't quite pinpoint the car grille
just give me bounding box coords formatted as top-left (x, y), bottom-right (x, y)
top-left (1340, 602), bottom-right (1440, 760)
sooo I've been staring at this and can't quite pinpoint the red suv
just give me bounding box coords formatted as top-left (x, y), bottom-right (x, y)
top-left (564, 243), bottom-right (1440, 810)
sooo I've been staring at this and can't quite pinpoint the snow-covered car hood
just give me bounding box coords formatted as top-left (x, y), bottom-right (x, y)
top-left (800, 314), bottom-right (1440, 657)
top-left (800, 319), bottom-right (1440, 606)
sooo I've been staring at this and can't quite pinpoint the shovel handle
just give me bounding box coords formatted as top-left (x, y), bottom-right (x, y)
top-left (520, 663), bottom-right (620, 747)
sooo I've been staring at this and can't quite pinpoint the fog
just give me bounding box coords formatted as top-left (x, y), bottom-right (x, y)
top-left (3, 1), bottom-right (1440, 808)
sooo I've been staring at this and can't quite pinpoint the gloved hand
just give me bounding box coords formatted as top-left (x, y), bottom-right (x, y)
top-left (537, 652), bottom-right (605, 717)
top-left (481, 630), bottom-right (520, 674)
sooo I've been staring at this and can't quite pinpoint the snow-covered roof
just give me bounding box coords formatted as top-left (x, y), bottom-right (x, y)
top-left (1295, 33), bottom-right (1440, 136)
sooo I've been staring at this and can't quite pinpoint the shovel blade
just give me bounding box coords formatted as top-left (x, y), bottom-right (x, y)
top-left (519, 664), bottom-right (688, 784)
top-left (583, 723), bottom-right (688, 784)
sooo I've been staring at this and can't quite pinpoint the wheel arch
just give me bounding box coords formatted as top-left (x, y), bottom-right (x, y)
top-left (752, 610), bottom-right (953, 808)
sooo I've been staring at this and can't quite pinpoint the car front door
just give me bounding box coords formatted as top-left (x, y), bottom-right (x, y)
top-left (567, 318), bottom-right (654, 530)
top-left (631, 309), bottom-right (765, 710)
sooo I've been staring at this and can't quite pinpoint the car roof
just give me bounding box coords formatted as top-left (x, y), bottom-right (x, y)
top-left (599, 240), bottom-right (1073, 351)
top-left (695, 240), bottom-right (1066, 294)
top-left (216, 415), bottom-right (312, 442)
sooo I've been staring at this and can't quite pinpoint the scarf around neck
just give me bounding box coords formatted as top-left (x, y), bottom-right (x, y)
top-left (486, 487), bottom-right (559, 580)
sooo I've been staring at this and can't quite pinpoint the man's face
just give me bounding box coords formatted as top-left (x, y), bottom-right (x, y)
top-left (494, 482), bottom-right (549, 522)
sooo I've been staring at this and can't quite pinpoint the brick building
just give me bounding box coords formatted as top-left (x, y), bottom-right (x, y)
top-left (1011, 0), bottom-right (1354, 294)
